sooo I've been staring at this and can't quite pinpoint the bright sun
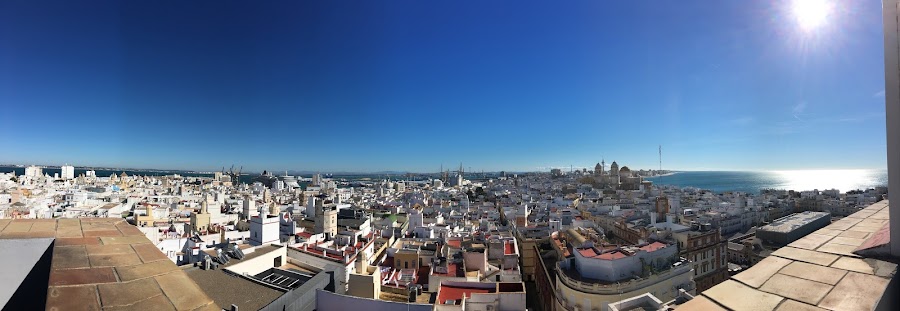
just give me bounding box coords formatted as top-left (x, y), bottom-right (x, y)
top-left (792, 0), bottom-right (833, 30)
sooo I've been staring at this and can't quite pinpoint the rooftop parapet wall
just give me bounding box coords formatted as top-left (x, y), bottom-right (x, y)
top-left (557, 257), bottom-right (694, 295)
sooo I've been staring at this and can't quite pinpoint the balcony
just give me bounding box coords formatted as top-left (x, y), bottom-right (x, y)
top-left (677, 201), bottom-right (896, 310)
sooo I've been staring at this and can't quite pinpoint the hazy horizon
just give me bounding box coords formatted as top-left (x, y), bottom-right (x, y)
top-left (0, 162), bottom-right (888, 175)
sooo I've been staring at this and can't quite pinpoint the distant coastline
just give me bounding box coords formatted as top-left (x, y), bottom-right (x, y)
top-left (651, 171), bottom-right (678, 178)
top-left (645, 169), bottom-right (887, 194)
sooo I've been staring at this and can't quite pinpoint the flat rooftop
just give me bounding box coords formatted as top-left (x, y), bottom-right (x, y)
top-left (185, 267), bottom-right (283, 310)
top-left (679, 201), bottom-right (897, 311)
top-left (0, 218), bottom-right (218, 310)
top-left (759, 211), bottom-right (830, 233)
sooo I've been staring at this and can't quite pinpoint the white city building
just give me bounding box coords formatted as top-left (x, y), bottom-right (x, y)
top-left (61, 165), bottom-right (75, 180)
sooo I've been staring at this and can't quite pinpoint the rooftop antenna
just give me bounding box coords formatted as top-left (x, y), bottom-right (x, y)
top-left (659, 145), bottom-right (662, 171)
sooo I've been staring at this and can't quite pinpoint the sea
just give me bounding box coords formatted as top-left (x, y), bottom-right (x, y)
top-left (645, 170), bottom-right (889, 194)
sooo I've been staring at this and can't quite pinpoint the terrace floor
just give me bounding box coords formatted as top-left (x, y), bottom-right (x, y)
top-left (0, 218), bottom-right (219, 310)
top-left (678, 200), bottom-right (896, 311)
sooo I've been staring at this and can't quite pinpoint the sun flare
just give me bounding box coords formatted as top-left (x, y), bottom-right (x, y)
top-left (792, 0), bottom-right (833, 31)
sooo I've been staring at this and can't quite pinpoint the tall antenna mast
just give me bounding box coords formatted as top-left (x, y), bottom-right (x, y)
top-left (659, 145), bottom-right (662, 171)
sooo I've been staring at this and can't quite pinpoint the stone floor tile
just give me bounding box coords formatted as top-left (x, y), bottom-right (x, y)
top-left (82, 223), bottom-right (119, 231)
top-left (815, 243), bottom-right (860, 257)
top-left (55, 229), bottom-right (84, 238)
top-left (83, 230), bottom-right (123, 238)
top-left (100, 236), bottom-right (152, 245)
top-left (848, 224), bottom-right (882, 233)
top-left (676, 295), bottom-right (727, 310)
top-left (812, 228), bottom-right (842, 237)
top-left (733, 256), bottom-right (793, 288)
top-left (56, 237), bottom-right (102, 246)
top-left (827, 236), bottom-right (865, 246)
top-left (788, 234), bottom-right (833, 250)
top-left (132, 243), bottom-right (170, 263)
top-left (46, 285), bottom-right (101, 311)
top-left (86, 244), bottom-right (137, 256)
top-left (52, 245), bottom-right (91, 269)
top-left (817, 272), bottom-right (890, 311)
top-left (89, 252), bottom-right (143, 267)
top-left (0, 230), bottom-right (56, 239)
top-left (115, 260), bottom-right (179, 281)
top-left (833, 217), bottom-right (863, 226)
top-left (98, 278), bottom-right (164, 307)
top-left (775, 299), bottom-right (828, 311)
top-left (824, 222), bottom-right (855, 231)
top-left (31, 222), bottom-right (57, 231)
top-left (102, 294), bottom-right (175, 311)
top-left (116, 224), bottom-right (145, 236)
top-left (777, 261), bottom-right (846, 285)
top-left (829, 257), bottom-right (874, 274)
top-left (21, 218), bottom-right (58, 223)
top-left (3, 222), bottom-right (32, 232)
top-left (155, 271), bottom-right (214, 310)
top-left (857, 219), bottom-right (886, 226)
top-left (49, 267), bottom-right (117, 286)
top-left (836, 230), bottom-right (869, 239)
top-left (57, 218), bottom-right (80, 227)
top-left (703, 280), bottom-right (784, 311)
top-left (759, 274), bottom-right (833, 305)
top-left (0, 219), bottom-right (10, 231)
top-left (868, 213), bottom-right (889, 220)
top-left (771, 247), bottom-right (839, 266)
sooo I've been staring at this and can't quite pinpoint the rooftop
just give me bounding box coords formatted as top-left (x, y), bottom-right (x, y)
top-left (436, 283), bottom-right (495, 305)
top-left (0, 218), bottom-right (218, 310)
top-left (679, 200), bottom-right (897, 311)
top-left (758, 211), bottom-right (830, 234)
top-left (185, 267), bottom-right (282, 311)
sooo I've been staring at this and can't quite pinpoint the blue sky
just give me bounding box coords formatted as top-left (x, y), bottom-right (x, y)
top-left (0, 0), bottom-right (887, 172)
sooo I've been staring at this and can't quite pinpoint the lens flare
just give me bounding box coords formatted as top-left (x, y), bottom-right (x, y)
top-left (792, 0), bottom-right (833, 31)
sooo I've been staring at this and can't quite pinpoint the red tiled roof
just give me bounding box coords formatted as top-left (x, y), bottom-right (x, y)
top-left (432, 262), bottom-right (462, 277)
top-left (436, 285), bottom-right (493, 305)
top-left (597, 250), bottom-right (627, 260)
top-left (640, 242), bottom-right (667, 252)
top-left (578, 248), bottom-right (598, 257)
top-left (504, 241), bottom-right (516, 255)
